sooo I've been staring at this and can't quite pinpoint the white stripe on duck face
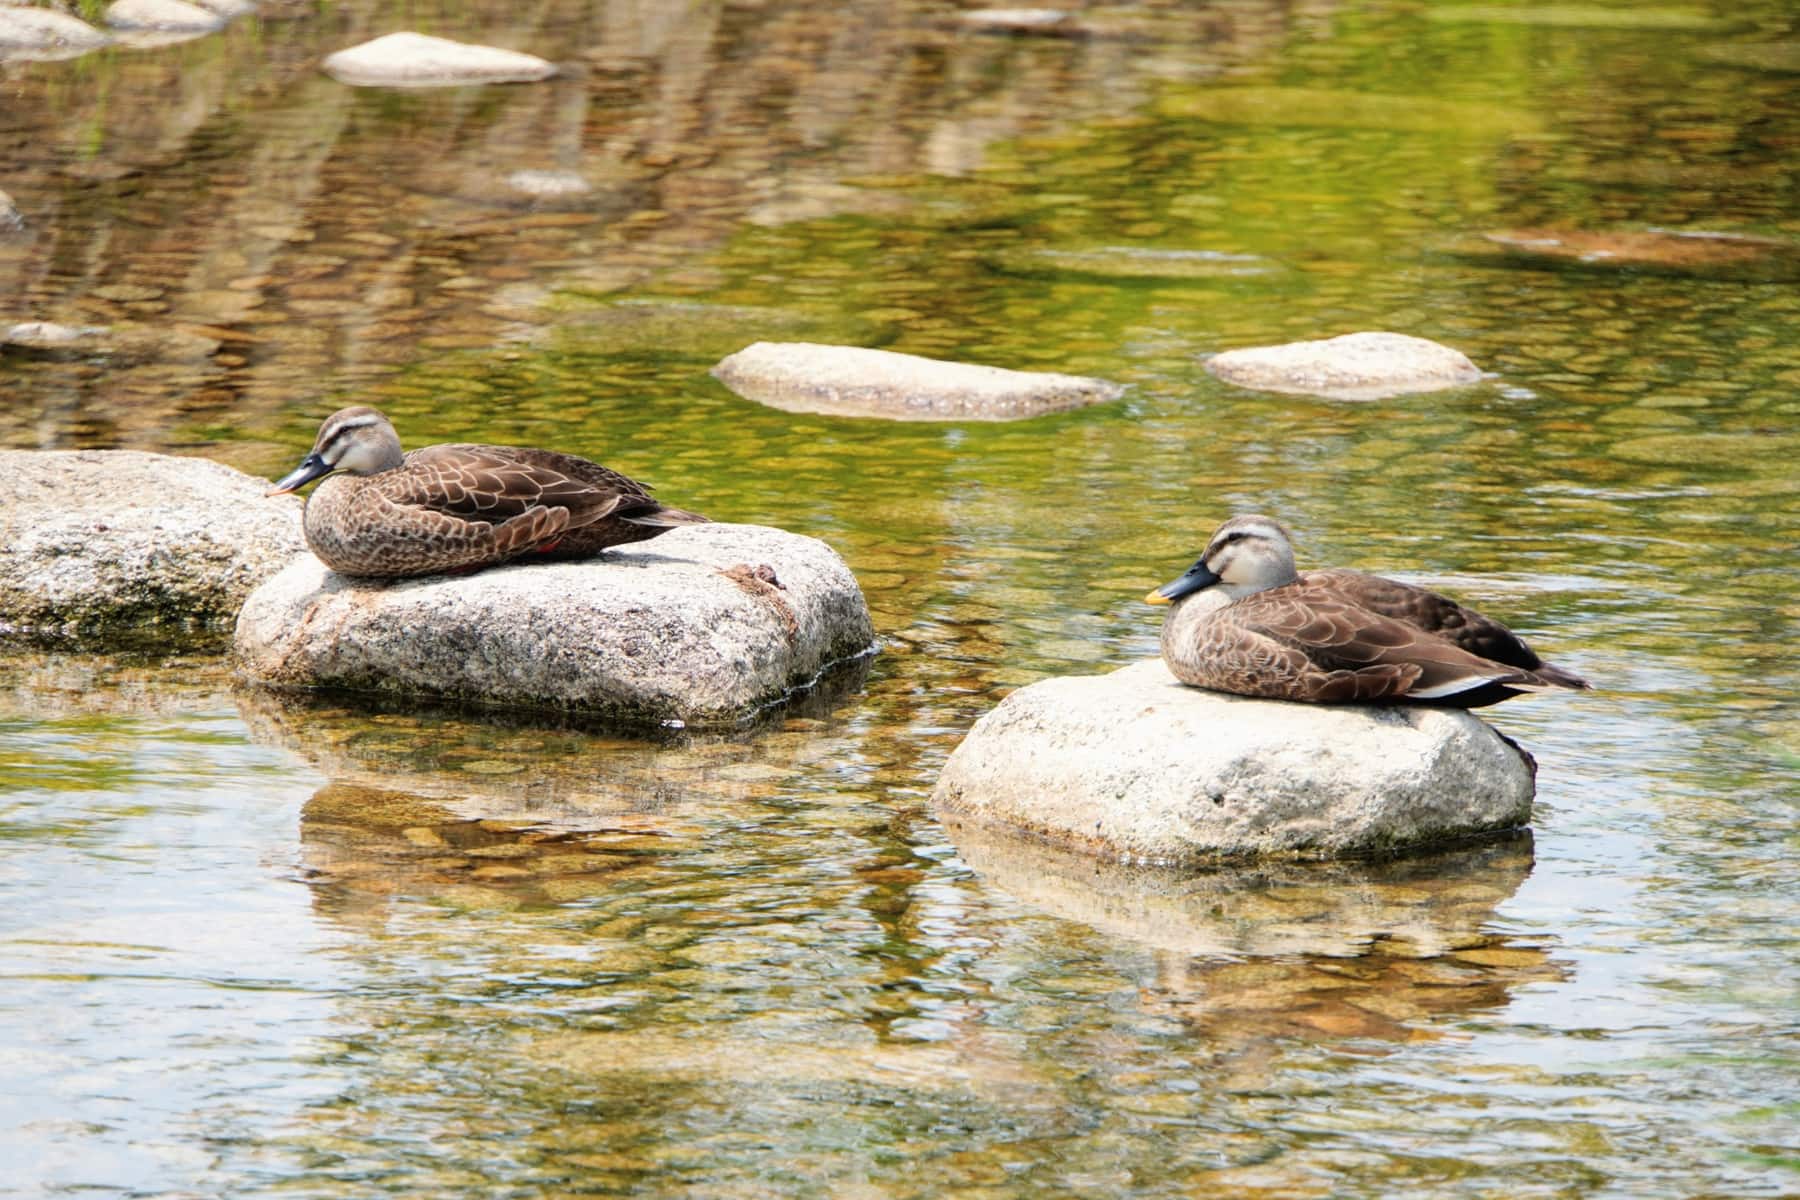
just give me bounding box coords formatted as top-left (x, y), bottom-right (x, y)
top-left (317, 408), bottom-right (402, 474)
top-left (1205, 515), bottom-right (1299, 594)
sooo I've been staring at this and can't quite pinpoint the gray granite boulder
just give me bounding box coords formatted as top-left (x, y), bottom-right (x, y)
top-left (0, 5), bottom-right (109, 60)
top-left (0, 451), bottom-right (305, 644)
top-left (1205, 331), bottom-right (1482, 401)
top-left (932, 659), bottom-right (1535, 865)
top-left (322, 32), bottom-right (557, 87)
top-left (712, 342), bottom-right (1124, 421)
top-left (233, 523), bottom-right (875, 728)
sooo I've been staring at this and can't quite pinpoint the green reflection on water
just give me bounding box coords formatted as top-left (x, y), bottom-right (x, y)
top-left (2, 0), bottom-right (1798, 1197)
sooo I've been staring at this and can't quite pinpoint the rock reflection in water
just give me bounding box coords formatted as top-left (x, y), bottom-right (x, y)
top-left (233, 648), bottom-right (871, 804)
top-left (948, 819), bottom-right (1564, 1050)
top-left (298, 782), bottom-right (677, 921)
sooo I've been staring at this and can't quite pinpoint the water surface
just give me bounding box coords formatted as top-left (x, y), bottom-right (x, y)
top-left (2, 1), bottom-right (1797, 1196)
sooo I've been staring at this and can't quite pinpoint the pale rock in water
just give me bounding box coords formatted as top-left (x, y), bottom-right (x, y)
top-left (104, 0), bottom-right (228, 32)
top-left (712, 341), bottom-right (1124, 421)
top-left (0, 6), bottom-right (110, 59)
top-left (234, 523), bottom-right (876, 728)
top-left (0, 451), bottom-right (305, 644)
top-left (322, 32), bottom-right (558, 87)
top-left (1205, 331), bottom-right (1482, 401)
top-left (932, 658), bottom-right (1536, 865)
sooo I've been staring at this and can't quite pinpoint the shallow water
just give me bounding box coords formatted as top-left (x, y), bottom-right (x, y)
top-left (3, 1), bottom-right (1798, 1196)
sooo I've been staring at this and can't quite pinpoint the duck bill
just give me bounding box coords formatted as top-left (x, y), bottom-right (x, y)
top-left (1145, 562), bottom-right (1221, 605)
top-left (266, 453), bottom-right (333, 496)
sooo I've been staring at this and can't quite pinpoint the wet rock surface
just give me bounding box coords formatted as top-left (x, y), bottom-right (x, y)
top-left (233, 523), bottom-right (876, 728)
top-left (712, 341), bottom-right (1125, 421)
top-left (932, 659), bottom-right (1536, 866)
top-left (1204, 331), bottom-right (1483, 401)
top-left (0, 450), bottom-right (305, 645)
top-left (321, 32), bottom-right (559, 87)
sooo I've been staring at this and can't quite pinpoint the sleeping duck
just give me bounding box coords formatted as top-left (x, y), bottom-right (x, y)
top-left (1146, 514), bottom-right (1591, 707)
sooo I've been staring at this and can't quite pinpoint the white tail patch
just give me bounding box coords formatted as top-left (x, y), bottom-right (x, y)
top-left (1409, 672), bottom-right (1514, 699)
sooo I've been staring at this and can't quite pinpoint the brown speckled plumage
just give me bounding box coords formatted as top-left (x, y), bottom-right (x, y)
top-left (1147, 515), bottom-right (1591, 708)
top-left (268, 406), bottom-right (707, 578)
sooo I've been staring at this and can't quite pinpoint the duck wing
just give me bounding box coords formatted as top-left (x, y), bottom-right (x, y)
top-left (1219, 585), bottom-right (1543, 704)
top-left (386, 444), bottom-right (646, 528)
top-left (1303, 568), bottom-right (1545, 669)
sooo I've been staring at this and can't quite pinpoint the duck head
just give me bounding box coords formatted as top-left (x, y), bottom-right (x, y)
top-left (1146, 513), bottom-right (1299, 605)
top-left (267, 406), bottom-right (405, 496)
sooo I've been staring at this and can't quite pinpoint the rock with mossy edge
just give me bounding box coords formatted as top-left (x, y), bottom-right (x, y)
top-left (932, 659), bottom-right (1536, 866)
top-left (233, 523), bottom-right (876, 728)
top-left (0, 450), bottom-right (305, 646)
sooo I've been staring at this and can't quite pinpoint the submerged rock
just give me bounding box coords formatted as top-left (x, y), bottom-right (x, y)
top-left (1423, 5), bottom-right (1734, 31)
top-left (989, 246), bottom-right (1277, 281)
top-left (233, 523), bottom-right (876, 728)
top-left (712, 341), bottom-right (1124, 421)
top-left (322, 32), bottom-right (558, 87)
top-left (1205, 331), bottom-right (1482, 401)
top-left (1, 319), bottom-right (219, 362)
top-left (1696, 41), bottom-right (1800, 73)
top-left (0, 189), bottom-right (22, 232)
top-left (1453, 227), bottom-right (1800, 283)
top-left (0, 451), bottom-right (305, 645)
top-left (932, 659), bottom-right (1535, 866)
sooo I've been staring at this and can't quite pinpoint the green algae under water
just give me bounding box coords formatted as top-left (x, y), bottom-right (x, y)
top-left (2, 1), bottom-right (1797, 1196)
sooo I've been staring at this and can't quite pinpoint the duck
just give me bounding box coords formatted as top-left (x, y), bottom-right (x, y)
top-left (1145, 514), bottom-right (1591, 707)
top-left (267, 406), bottom-right (708, 578)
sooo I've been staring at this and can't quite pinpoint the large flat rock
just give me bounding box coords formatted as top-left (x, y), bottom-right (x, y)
top-left (712, 341), bottom-right (1124, 421)
top-left (0, 451), bottom-right (305, 645)
top-left (932, 659), bottom-right (1535, 865)
top-left (1205, 331), bottom-right (1482, 401)
top-left (233, 523), bottom-right (876, 728)
top-left (322, 32), bottom-right (557, 87)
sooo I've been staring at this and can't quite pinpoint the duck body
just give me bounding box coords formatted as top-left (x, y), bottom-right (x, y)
top-left (269, 407), bottom-right (707, 579)
top-left (1147, 515), bottom-right (1590, 708)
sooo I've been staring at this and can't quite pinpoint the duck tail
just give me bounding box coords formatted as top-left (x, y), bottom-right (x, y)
top-left (620, 503), bottom-right (710, 528)
top-left (1528, 662), bottom-right (1592, 691)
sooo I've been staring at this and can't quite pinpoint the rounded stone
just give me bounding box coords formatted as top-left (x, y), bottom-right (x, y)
top-left (931, 659), bottom-right (1536, 865)
top-left (322, 32), bottom-right (558, 87)
top-left (0, 451), bottom-right (306, 645)
top-left (0, 7), bottom-right (110, 59)
top-left (1205, 331), bottom-right (1483, 401)
top-left (232, 523), bottom-right (876, 728)
top-left (712, 341), bottom-right (1125, 421)
top-left (104, 0), bottom-right (227, 32)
